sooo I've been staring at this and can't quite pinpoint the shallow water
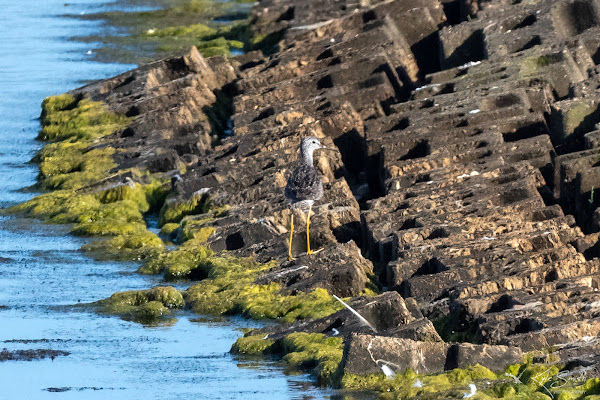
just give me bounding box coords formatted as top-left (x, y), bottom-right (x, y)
top-left (0, 1), bottom-right (335, 398)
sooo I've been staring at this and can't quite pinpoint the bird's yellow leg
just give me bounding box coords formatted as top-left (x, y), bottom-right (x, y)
top-left (306, 205), bottom-right (312, 255)
top-left (306, 204), bottom-right (323, 255)
top-left (288, 213), bottom-right (294, 261)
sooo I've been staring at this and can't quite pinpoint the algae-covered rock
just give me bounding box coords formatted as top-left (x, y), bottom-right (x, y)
top-left (184, 255), bottom-right (343, 321)
top-left (342, 363), bottom-right (498, 397)
top-left (97, 286), bottom-right (184, 324)
top-left (160, 222), bottom-right (180, 236)
top-left (39, 94), bottom-right (130, 142)
top-left (280, 332), bottom-right (344, 385)
top-left (134, 301), bottom-right (170, 324)
top-left (147, 286), bottom-right (185, 308)
top-left (231, 335), bottom-right (275, 355)
top-left (231, 332), bottom-right (343, 385)
top-left (97, 183), bottom-right (151, 213)
top-left (159, 191), bottom-right (212, 226)
top-left (137, 238), bottom-right (213, 278)
top-left (82, 230), bottom-right (164, 261)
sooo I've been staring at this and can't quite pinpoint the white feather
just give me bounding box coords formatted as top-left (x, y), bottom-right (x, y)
top-left (413, 379), bottom-right (423, 388)
top-left (380, 364), bottom-right (396, 379)
top-left (332, 295), bottom-right (376, 332)
top-left (463, 383), bottom-right (477, 398)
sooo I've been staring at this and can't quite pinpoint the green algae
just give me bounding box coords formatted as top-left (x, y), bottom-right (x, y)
top-left (158, 192), bottom-right (212, 226)
top-left (230, 334), bottom-right (276, 355)
top-left (146, 23), bottom-right (217, 38)
top-left (33, 94), bottom-right (131, 190)
top-left (39, 94), bottom-right (130, 142)
top-left (97, 183), bottom-right (152, 212)
top-left (160, 222), bottom-right (180, 236)
top-left (181, 254), bottom-right (343, 321)
top-left (7, 91), bottom-right (170, 263)
top-left (138, 237), bottom-right (213, 279)
top-left (336, 361), bottom-right (600, 400)
top-left (82, 230), bottom-right (164, 261)
top-left (562, 101), bottom-right (596, 135)
top-left (186, 272), bottom-right (343, 321)
top-left (97, 286), bottom-right (183, 324)
top-left (432, 315), bottom-right (480, 344)
top-left (179, 215), bottom-right (218, 241)
top-left (231, 332), bottom-right (343, 385)
top-left (519, 53), bottom-right (562, 77)
top-left (82, 0), bottom-right (233, 32)
top-left (75, 0), bottom-right (255, 64)
top-left (147, 22), bottom-right (248, 58)
top-left (281, 332), bottom-right (344, 385)
top-left (342, 364), bottom-right (498, 398)
top-left (37, 143), bottom-right (117, 190)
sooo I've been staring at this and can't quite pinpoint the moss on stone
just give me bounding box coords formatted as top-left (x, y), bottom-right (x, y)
top-left (160, 222), bottom-right (180, 236)
top-left (97, 286), bottom-right (183, 324)
top-left (71, 218), bottom-right (147, 237)
top-left (230, 334), bottom-right (276, 355)
top-left (281, 332), bottom-right (344, 385)
top-left (96, 183), bottom-right (151, 213)
top-left (82, 230), bottom-right (164, 261)
top-left (519, 54), bottom-right (561, 77)
top-left (137, 237), bottom-right (213, 277)
top-left (342, 364), bottom-right (498, 398)
top-left (563, 102), bottom-right (595, 135)
top-left (39, 94), bottom-right (130, 142)
top-left (159, 192), bottom-right (212, 226)
top-left (184, 255), bottom-right (343, 321)
top-left (231, 332), bottom-right (342, 385)
top-left (179, 216), bottom-right (216, 241)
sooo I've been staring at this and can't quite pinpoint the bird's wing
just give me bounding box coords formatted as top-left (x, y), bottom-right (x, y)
top-left (285, 164), bottom-right (322, 202)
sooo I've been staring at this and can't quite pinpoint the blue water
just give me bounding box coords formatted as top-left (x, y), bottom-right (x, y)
top-left (0, 1), bottom-right (334, 398)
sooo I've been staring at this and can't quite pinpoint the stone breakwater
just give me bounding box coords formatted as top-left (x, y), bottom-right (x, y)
top-left (11, 0), bottom-right (600, 397)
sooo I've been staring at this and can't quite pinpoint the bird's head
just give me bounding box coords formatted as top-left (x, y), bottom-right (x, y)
top-left (300, 136), bottom-right (326, 156)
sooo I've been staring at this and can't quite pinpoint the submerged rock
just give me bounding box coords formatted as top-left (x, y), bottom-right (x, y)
top-left (0, 348), bottom-right (70, 362)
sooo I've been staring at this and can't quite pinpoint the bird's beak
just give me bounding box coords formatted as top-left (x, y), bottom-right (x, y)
top-left (320, 145), bottom-right (335, 151)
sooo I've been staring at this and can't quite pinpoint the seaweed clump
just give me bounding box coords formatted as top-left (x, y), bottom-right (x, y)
top-left (232, 332), bottom-right (344, 386)
top-left (183, 256), bottom-right (343, 321)
top-left (6, 94), bottom-right (166, 261)
top-left (35, 94), bottom-right (130, 190)
top-left (97, 286), bottom-right (184, 324)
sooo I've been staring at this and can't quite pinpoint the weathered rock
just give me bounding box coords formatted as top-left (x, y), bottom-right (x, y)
top-left (256, 241), bottom-right (373, 297)
top-left (254, 291), bottom-right (440, 342)
top-left (341, 334), bottom-right (449, 375)
top-left (341, 334), bottom-right (522, 376)
top-left (445, 343), bottom-right (522, 371)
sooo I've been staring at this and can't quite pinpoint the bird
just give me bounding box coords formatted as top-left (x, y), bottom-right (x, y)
top-left (285, 137), bottom-right (328, 260)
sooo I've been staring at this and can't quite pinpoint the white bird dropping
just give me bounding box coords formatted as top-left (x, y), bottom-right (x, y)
top-left (380, 364), bottom-right (396, 379)
top-left (412, 379), bottom-right (423, 388)
top-left (463, 383), bottom-right (477, 398)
